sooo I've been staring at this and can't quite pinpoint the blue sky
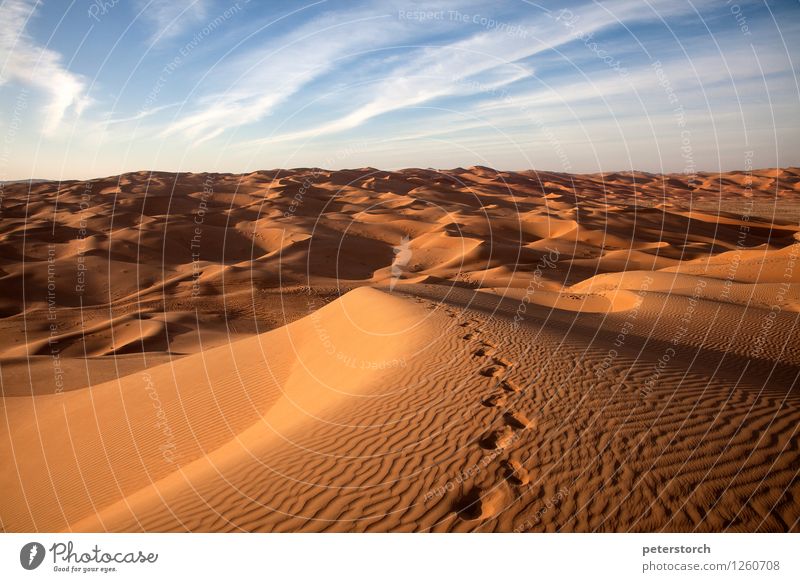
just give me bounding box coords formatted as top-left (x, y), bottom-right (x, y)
top-left (1, 0), bottom-right (798, 179)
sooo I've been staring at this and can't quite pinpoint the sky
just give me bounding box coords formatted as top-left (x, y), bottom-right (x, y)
top-left (0, 0), bottom-right (798, 180)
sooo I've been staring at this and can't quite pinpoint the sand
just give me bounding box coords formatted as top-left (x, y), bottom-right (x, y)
top-left (1, 167), bottom-right (798, 532)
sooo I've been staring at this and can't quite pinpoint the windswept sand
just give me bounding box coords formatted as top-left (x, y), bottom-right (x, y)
top-left (1, 167), bottom-right (798, 532)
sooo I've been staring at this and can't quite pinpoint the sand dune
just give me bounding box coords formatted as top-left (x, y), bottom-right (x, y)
top-left (1, 167), bottom-right (798, 532)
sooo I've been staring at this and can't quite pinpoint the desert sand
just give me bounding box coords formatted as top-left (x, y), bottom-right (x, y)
top-left (1, 167), bottom-right (798, 532)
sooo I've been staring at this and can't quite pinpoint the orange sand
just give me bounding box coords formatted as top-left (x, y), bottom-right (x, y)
top-left (1, 167), bottom-right (798, 532)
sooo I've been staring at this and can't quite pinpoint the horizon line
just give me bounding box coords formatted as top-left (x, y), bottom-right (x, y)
top-left (4, 165), bottom-right (799, 184)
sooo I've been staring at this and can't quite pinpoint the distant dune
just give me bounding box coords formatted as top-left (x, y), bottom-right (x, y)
top-left (1, 167), bottom-right (798, 532)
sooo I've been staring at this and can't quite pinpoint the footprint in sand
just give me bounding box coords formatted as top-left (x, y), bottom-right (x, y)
top-left (480, 393), bottom-right (508, 408)
top-left (491, 355), bottom-right (513, 367)
top-left (479, 425), bottom-right (517, 450)
top-left (503, 410), bottom-right (534, 430)
top-left (479, 365), bottom-right (506, 378)
top-left (501, 459), bottom-right (530, 486)
top-left (499, 379), bottom-right (521, 393)
top-left (479, 353), bottom-right (514, 376)
top-left (454, 485), bottom-right (508, 521)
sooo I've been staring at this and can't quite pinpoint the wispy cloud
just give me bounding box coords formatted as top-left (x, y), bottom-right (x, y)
top-left (245, 36), bottom-right (536, 147)
top-left (160, 6), bottom-right (404, 144)
top-left (136, 0), bottom-right (208, 44)
top-left (0, 0), bottom-right (88, 134)
top-left (250, 0), bottom-right (720, 146)
top-left (102, 102), bottom-right (183, 126)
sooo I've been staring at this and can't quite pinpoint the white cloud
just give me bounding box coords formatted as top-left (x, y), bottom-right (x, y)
top-left (0, 0), bottom-right (88, 134)
top-left (158, 0), bottom-right (508, 144)
top-left (136, 0), bottom-right (208, 43)
top-left (160, 8), bottom-right (408, 143)
top-left (249, 0), bottom-right (719, 146)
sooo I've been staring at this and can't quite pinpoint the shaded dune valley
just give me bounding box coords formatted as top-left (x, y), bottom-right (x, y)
top-left (1, 166), bottom-right (799, 532)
